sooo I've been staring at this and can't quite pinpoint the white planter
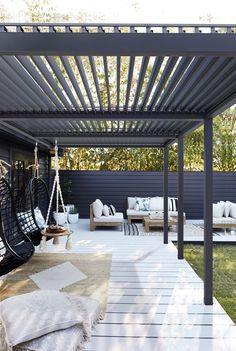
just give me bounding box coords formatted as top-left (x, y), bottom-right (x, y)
top-left (68, 213), bottom-right (79, 224)
top-left (65, 204), bottom-right (74, 214)
top-left (53, 211), bottom-right (67, 226)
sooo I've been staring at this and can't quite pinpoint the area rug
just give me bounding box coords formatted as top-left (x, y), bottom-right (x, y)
top-left (0, 253), bottom-right (112, 316)
top-left (124, 223), bottom-right (139, 236)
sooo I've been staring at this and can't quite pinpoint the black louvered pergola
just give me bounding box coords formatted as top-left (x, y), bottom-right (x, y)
top-left (0, 23), bottom-right (236, 305)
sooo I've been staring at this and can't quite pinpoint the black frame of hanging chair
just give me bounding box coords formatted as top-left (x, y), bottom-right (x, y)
top-left (0, 177), bottom-right (34, 276)
top-left (16, 177), bottom-right (52, 246)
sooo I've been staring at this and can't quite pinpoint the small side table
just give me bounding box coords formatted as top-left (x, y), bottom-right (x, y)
top-left (40, 228), bottom-right (72, 250)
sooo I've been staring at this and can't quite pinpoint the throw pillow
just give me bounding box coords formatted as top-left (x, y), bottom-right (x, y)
top-left (0, 290), bottom-right (87, 349)
top-left (17, 211), bottom-right (31, 227)
top-left (220, 201), bottom-right (231, 217)
top-left (153, 197), bottom-right (163, 211)
top-left (34, 207), bottom-right (46, 228)
top-left (229, 202), bottom-right (236, 219)
top-left (109, 205), bottom-right (116, 215)
top-left (149, 197), bottom-right (159, 211)
top-left (135, 197), bottom-right (150, 211)
top-left (213, 203), bottom-right (225, 218)
top-left (92, 200), bottom-right (103, 218)
top-left (168, 197), bottom-right (178, 211)
top-left (103, 204), bottom-right (110, 217)
top-left (127, 197), bottom-right (136, 209)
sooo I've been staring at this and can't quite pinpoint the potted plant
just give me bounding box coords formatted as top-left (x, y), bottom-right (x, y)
top-left (60, 179), bottom-right (73, 212)
top-left (68, 207), bottom-right (79, 224)
top-left (53, 205), bottom-right (68, 226)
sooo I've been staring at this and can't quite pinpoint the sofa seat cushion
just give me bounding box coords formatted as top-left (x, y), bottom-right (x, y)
top-left (94, 212), bottom-right (123, 223)
top-left (213, 217), bottom-right (236, 224)
top-left (127, 209), bottom-right (152, 216)
top-left (127, 209), bottom-right (183, 217)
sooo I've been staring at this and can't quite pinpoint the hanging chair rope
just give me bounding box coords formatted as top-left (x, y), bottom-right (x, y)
top-left (42, 140), bottom-right (71, 249)
top-left (27, 142), bottom-right (40, 178)
top-left (0, 159), bottom-right (11, 179)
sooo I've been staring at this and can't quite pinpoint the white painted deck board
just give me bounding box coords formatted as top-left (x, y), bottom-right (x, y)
top-left (101, 312), bottom-right (234, 326)
top-left (86, 337), bottom-right (236, 351)
top-left (93, 323), bottom-right (236, 338)
top-left (37, 219), bottom-right (236, 350)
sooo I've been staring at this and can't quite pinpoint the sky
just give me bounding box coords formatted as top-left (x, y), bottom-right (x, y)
top-left (4, 0), bottom-right (236, 23)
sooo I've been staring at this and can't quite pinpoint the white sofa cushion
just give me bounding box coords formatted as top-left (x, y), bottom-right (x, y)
top-left (229, 202), bottom-right (236, 219)
top-left (213, 217), bottom-right (236, 224)
top-left (102, 204), bottom-right (110, 217)
top-left (127, 209), bottom-right (182, 217)
top-left (213, 203), bottom-right (225, 218)
top-left (149, 197), bottom-right (159, 211)
top-left (94, 212), bottom-right (123, 223)
top-left (224, 201), bottom-right (231, 217)
top-left (92, 199), bottom-right (103, 218)
top-left (154, 197), bottom-right (163, 211)
top-left (127, 197), bottom-right (136, 209)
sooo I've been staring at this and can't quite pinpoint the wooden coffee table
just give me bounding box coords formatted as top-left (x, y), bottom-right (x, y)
top-left (143, 217), bottom-right (176, 232)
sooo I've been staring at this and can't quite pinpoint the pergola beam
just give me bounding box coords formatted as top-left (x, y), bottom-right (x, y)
top-left (1, 33), bottom-right (236, 56)
top-left (35, 133), bottom-right (177, 139)
top-left (0, 112), bottom-right (205, 121)
top-left (0, 121), bottom-right (50, 148)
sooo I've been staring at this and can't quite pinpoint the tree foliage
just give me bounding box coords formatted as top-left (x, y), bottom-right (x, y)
top-left (59, 108), bottom-right (236, 172)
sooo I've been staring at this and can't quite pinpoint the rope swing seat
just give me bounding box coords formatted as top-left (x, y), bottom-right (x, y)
top-left (0, 161), bottom-right (34, 277)
top-left (40, 141), bottom-right (72, 250)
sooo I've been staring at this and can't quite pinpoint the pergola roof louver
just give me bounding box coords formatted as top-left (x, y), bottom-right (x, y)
top-left (0, 23), bottom-right (236, 147)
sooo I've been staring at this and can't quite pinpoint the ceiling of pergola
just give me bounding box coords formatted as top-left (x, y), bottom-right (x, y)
top-left (0, 23), bottom-right (236, 148)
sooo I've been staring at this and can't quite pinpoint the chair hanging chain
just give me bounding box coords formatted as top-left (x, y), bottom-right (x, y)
top-left (0, 159), bottom-right (11, 179)
top-left (27, 142), bottom-right (40, 178)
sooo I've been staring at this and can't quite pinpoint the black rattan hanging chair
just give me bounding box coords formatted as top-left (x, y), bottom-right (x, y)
top-left (0, 178), bottom-right (34, 277)
top-left (16, 177), bottom-right (52, 246)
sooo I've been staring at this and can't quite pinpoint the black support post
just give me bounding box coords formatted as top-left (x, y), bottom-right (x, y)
top-left (178, 135), bottom-right (184, 259)
top-left (204, 117), bottom-right (213, 305)
top-left (163, 145), bottom-right (169, 244)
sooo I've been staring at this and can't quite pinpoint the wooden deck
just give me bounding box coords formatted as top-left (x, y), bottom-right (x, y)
top-left (39, 219), bottom-right (236, 351)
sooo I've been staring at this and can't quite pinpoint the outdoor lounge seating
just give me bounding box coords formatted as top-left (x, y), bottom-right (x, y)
top-left (127, 196), bottom-right (186, 224)
top-left (90, 201), bottom-right (124, 231)
top-left (213, 201), bottom-right (236, 231)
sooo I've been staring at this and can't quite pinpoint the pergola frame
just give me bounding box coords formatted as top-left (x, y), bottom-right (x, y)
top-left (0, 23), bottom-right (236, 306)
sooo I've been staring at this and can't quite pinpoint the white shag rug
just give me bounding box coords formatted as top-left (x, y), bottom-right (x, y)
top-left (30, 262), bottom-right (87, 290)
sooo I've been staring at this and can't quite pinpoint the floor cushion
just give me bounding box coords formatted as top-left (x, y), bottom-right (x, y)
top-left (0, 291), bottom-right (99, 351)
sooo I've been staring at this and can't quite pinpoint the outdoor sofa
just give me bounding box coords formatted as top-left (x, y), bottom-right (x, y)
top-left (127, 196), bottom-right (186, 224)
top-left (90, 199), bottom-right (124, 231)
top-left (213, 201), bottom-right (236, 231)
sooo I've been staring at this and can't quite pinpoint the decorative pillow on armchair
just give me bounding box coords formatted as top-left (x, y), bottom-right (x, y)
top-left (135, 197), bottom-right (150, 211)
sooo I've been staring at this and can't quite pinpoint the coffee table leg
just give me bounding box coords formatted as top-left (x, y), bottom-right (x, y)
top-left (145, 222), bottom-right (149, 232)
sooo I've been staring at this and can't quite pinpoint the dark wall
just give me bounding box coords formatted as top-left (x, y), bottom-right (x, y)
top-left (0, 135), bottom-right (49, 186)
top-left (59, 170), bottom-right (236, 219)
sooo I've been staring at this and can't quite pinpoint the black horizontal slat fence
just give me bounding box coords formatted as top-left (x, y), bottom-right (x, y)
top-left (59, 171), bottom-right (236, 219)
